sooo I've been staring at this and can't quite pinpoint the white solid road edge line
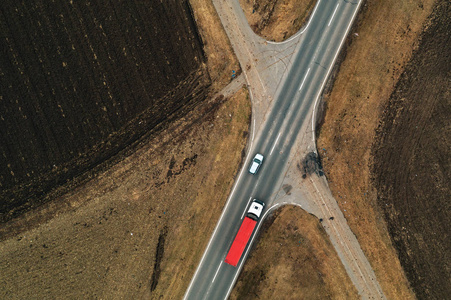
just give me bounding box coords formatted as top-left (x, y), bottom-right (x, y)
top-left (212, 262), bottom-right (222, 283)
top-left (328, 3), bottom-right (340, 27)
top-left (312, 0), bottom-right (362, 144)
top-left (269, 132), bottom-right (281, 155)
top-left (241, 197), bottom-right (253, 219)
top-left (252, 118), bottom-right (255, 142)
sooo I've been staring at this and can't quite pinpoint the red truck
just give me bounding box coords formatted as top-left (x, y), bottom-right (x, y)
top-left (225, 199), bottom-right (265, 267)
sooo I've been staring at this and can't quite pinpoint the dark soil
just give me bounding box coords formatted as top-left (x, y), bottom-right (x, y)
top-left (371, 1), bottom-right (450, 299)
top-left (298, 151), bottom-right (324, 178)
top-left (0, 0), bottom-right (209, 222)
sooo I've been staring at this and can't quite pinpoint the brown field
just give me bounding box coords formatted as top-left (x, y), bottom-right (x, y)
top-left (0, 86), bottom-right (251, 299)
top-left (371, 1), bottom-right (450, 298)
top-left (0, 0), bottom-right (246, 298)
top-left (0, 0), bottom-right (209, 222)
top-left (239, 0), bottom-right (316, 42)
top-left (317, 0), bottom-right (445, 299)
top-left (230, 206), bottom-right (359, 300)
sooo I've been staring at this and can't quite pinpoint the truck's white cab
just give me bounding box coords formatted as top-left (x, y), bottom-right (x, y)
top-left (247, 199), bottom-right (265, 220)
top-left (248, 153), bottom-right (264, 174)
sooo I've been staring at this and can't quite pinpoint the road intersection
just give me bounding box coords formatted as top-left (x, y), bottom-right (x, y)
top-left (184, 1), bottom-right (386, 299)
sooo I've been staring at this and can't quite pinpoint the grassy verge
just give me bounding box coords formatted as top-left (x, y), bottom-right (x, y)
top-left (151, 88), bottom-right (251, 299)
top-left (190, 0), bottom-right (240, 89)
top-left (231, 206), bottom-right (359, 299)
top-left (238, 0), bottom-right (316, 41)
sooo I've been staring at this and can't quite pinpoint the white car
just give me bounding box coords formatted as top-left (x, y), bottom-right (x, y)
top-left (248, 153), bottom-right (264, 175)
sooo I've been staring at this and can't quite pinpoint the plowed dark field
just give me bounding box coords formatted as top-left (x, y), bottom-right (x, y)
top-left (372, 1), bottom-right (450, 299)
top-left (0, 0), bottom-right (209, 222)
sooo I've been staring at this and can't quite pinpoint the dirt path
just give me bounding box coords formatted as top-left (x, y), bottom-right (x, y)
top-left (306, 174), bottom-right (385, 299)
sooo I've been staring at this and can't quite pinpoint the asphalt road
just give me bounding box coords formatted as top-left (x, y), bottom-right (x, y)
top-left (184, 1), bottom-right (364, 299)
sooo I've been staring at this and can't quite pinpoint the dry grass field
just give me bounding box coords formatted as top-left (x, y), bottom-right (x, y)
top-left (190, 0), bottom-right (240, 89)
top-left (239, 0), bottom-right (316, 42)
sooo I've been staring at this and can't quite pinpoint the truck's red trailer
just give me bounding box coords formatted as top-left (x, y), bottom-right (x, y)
top-left (224, 217), bottom-right (257, 267)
